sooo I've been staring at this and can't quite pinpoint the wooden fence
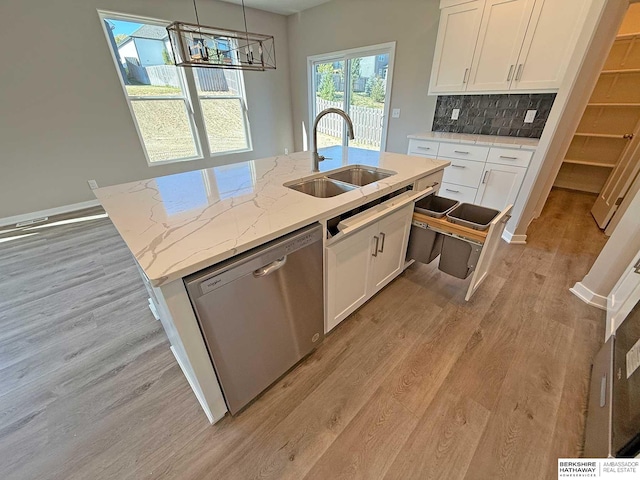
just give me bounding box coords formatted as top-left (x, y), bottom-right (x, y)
top-left (125, 61), bottom-right (231, 92)
top-left (315, 98), bottom-right (384, 147)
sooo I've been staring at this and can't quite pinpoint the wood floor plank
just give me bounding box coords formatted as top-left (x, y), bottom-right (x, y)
top-left (442, 268), bottom-right (546, 411)
top-left (463, 314), bottom-right (574, 480)
top-left (0, 188), bottom-right (609, 480)
top-left (303, 387), bottom-right (418, 480)
top-left (384, 390), bottom-right (491, 480)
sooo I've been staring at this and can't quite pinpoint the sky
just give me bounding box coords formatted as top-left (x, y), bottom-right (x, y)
top-left (107, 19), bottom-right (143, 37)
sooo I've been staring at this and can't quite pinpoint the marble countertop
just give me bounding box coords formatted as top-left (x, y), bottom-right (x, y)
top-left (95, 147), bottom-right (449, 287)
top-left (408, 131), bottom-right (539, 150)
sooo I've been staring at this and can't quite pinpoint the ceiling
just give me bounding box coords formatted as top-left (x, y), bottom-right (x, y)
top-left (217, 0), bottom-right (333, 15)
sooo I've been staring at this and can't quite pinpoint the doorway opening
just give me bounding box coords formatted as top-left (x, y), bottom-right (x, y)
top-left (552, 3), bottom-right (640, 234)
top-left (307, 43), bottom-right (396, 155)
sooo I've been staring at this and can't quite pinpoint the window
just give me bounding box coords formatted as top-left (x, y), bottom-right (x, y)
top-left (99, 12), bottom-right (252, 165)
top-left (308, 43), bottom-right (395, 153)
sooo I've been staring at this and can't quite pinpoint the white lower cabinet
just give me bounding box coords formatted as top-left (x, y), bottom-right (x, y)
top-left (325, 203), bottom-right (413, 332)
top-left (475, 162), bottom-right (527, 211)
top-left (440, 182), bottom-right (478, 204)
top-left (408, 139), bottom-right (532, 212)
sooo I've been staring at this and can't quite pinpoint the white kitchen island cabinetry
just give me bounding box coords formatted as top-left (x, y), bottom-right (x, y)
top-left (430, 0), bottom-right (591, 94)
top-left (326, 203), bottom-right (413, 332)
top-left (95, 148), bottom-right (449, 424)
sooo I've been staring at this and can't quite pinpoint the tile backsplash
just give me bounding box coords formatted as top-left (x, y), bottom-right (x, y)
top-left (432, 93), bottom-right (556, 138)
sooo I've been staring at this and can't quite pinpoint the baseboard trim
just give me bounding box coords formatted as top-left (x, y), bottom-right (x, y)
top-left (502, 229), bottom-right (527, 244)
top-left (0, 200), bottom-right (101, 228)
top-left (570, 282), bottom-right (607, 310)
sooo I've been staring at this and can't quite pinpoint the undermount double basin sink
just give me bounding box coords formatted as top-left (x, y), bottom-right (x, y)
top-left (286, 166), bottom-right (396, 198)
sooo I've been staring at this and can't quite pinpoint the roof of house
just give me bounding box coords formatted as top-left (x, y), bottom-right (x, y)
top-left (129, 24), bottom-right (168, 41)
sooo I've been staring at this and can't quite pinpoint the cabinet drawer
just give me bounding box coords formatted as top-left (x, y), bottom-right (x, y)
top-left (414, 170), bottom-right (444, 192)
top-left (438, 142), bottom-right (489, 162)
top-left (439, 182), bottom-right (478, 204)
top-left (442, 159), bottom-right (484, 188)
top-left (408, 139), bottom-right (440, 157)
top-left (487, 147), bottom-right (533, 168)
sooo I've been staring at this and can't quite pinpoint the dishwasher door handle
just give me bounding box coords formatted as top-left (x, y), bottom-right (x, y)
top-left (253, 256), bottom-right (287, 277)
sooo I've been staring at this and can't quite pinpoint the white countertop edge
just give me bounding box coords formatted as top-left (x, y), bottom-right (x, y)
top-left (408, 132), bottom-right (539, 150)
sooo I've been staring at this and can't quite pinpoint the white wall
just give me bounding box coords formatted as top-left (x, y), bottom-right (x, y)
top-left (135, 38), bottom-right (166, 66)
top-left (287, 0), bottom-right (441, 154)
top-left (0, 0), bottom-right (293, 219)
top-left (118, 39), bottom-right (138, 64)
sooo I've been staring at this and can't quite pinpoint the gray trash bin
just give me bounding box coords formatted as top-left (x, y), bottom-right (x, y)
top-left (407, 223), bottom-right (443, 264)
top-left (446, 203), bottom-right (500, 231)
top-left (407, 195), bottom-right (459, 264)
top-left (415, 195), bottom-right (459, 218)
top-left (438, 203), bottom-right (500, 279)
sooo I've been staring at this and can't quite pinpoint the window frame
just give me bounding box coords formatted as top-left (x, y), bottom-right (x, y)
top-left (98, 10), bottom-right (252, 167)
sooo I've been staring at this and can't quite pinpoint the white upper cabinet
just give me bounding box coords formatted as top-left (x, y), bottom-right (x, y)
top-left (467, 0), bottom-right (536, 92)
top-left (511, 0), bottom-right (591, 91)
top-left (430, 0), bottom-right (592, 94)
top-left (429, 1), bottom-right (484, 94)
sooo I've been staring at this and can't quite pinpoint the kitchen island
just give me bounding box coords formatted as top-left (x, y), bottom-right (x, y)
top-left (95, 147), bottom-right (449, 423)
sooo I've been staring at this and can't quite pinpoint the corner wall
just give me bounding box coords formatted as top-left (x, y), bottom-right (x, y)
top-left (286, 0), bottom-right (441, 154)
top-left (0, 0), bottom-right (293, 219)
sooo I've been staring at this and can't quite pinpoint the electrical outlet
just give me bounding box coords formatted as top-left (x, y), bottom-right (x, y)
top-left (524, 110), bottom-right (537, 123)
top-left (451, 109), bottom-right (460, 120)
top-left (284, 148), bottom-right (289, 155)
top-left (392, 108), bottom-right (401, 119)
top-left (88, 180), bottom-right (98, 190)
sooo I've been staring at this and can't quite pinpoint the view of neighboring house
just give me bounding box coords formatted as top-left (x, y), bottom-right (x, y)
top-left (116, 24), bottom-right (171, 67)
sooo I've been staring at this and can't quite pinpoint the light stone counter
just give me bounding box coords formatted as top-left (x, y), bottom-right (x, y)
top-left (408, 131), bottom-right (539, 150)
top-left (95, 147), bottom-right (449, 287)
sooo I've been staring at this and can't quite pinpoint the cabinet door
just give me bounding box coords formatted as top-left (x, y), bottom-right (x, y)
top-left (429, 1), bottom-right (484, 94)
top-left (511, 0), bottom-right (591, 91)
top-left (466, 204), bottom-right (513, 300)
top-left (325, 223), bottom-right (378, 332)
top-left (370, 204), bottom-right (413, 293)
top-left (467, 0), bottom-right (536, 92)
top-left (475, 163), bottom-right (526, 211)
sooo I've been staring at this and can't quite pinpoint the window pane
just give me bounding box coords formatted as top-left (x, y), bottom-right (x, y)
top-left (200, 98), bottom-right (248, 153)
top-left (104, 18), bottom-right (184, 97)
top-left (194, 68), bottom-right (241, 96)
top-left (131, 100), bottom-right (198, 162)
top-left (313, 60), bottom-right (345, 148)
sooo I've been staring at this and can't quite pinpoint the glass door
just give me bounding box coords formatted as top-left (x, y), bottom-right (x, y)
top-left (310, 45), bottom-right (394, 154)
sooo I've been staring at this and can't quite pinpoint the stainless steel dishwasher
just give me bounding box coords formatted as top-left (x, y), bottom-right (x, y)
top-left (184, 223), bottom-right (324, 415)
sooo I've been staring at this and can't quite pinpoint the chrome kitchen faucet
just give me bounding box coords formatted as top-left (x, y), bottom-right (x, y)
top-left (311, 108), bottom-right (355, 172)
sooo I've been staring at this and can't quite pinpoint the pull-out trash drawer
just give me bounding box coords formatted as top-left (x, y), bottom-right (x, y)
top-left (407, 195), bottom-right (459, 265)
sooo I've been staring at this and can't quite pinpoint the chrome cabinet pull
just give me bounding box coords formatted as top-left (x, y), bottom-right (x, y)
top-left (499, 155), bottom-right (518, 160)
top-left (482, 171), bottom-right (490, 184)
top-left (600, 375), bottom-right (607, 407)
top-left (507, 64), bottom-right (515, 81)
top-left (372, 236), bottom-right (379, 257)
top-left (379, 232), bottom-right (386, 253)
top-left (451, 164), bottom-right (466, 168)
top-left (463, 67), bottom-right (469, 83)
top-left (445, 188), bottom-right (460, 193)
top-left (515, 64), bottom-right (524, 81)
top-left (454, 150), bottom-right (470, 154)
top-left (634, 258), bottom-right (640, 274)
top-left (417, 146), bottom-right (430, 150)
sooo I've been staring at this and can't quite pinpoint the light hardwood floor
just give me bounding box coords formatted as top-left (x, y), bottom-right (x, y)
top-left (0, 189), bottom-right (608, 480)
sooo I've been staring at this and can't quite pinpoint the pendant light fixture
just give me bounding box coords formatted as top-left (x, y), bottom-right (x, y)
top-left (166, 0), bottom-right (276, 71)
